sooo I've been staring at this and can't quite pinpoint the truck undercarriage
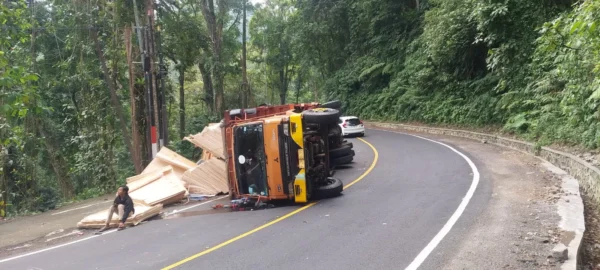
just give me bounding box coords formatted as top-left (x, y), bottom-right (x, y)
top-left (222, 102), bottom-right (354, 203)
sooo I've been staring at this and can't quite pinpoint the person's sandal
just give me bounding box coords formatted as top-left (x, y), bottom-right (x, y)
top-left (98, 225), bottom-right (109, 232)
top-left (117, 226), bottom-right (126, 231)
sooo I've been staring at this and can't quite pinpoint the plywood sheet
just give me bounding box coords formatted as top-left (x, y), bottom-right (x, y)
top-left (77, 201), bottom-right (163, 229)
top-left (126, 166), bottom-right (170, 191)
top-left (185, 124), bottom-right (225, 160)
top-left (128, 166), bottom-right (187, 206)
top-left (140, 147), bottom-right (196, 180)
top-left (182, 158), bottom-right (228, 195)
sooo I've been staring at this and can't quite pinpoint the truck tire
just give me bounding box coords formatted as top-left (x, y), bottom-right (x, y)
top-left (329, 144), bottom-right (352, 158)
top-left (341, 141), bottom-right (353, 149)
top-left (320, 100), bottom-right (342, 109)
top-left (313, 177), bottom-right (343, 199)
top-left (331, 154), bottom-right (353, 166)
top-left (328, 125), bottom-right (342, 137)
top-left (328, 126), bottom-right (344, 149)
top-left (302, 108), bottom-right (339, 125)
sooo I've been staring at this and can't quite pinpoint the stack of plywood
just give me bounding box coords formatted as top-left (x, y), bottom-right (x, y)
top-left (182, 158), bottom-right (228, 195)
top-left (184, 123), bottom-right (225, 160)
top-left (142, 147), bottom-right (197, 180)
top-left (127, 166), bottom-right (188, 206)
top-left (77, 123), bottom-right (230, 229)
top-left (77, 200), bottom-right (162, 229)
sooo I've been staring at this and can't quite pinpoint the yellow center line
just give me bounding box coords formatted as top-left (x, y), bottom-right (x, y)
top-left (162, 137), bottom-right (379, 270)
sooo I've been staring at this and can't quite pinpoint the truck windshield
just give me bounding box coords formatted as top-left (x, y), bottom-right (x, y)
top-left (233, 123), bottom-right (268, 196)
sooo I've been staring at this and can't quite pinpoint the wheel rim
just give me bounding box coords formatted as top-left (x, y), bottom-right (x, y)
top-left (325, 178), bottom-right (336, 185)
top-left (312, 108), bottom-right (331, 113)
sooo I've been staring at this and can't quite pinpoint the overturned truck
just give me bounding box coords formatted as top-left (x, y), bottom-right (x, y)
top-left (223, 101), bottom-right (355, 203)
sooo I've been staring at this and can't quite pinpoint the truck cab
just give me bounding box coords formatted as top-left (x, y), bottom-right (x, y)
top-left (223, 102), bottom-right (353, 203)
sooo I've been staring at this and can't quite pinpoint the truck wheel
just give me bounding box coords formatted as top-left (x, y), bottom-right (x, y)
top-left (328, 125), bottom-right (342, 137)
top-left (302, 108), bottom-right (340, 125)
top-left (313, 177), bottom-right (343, 199)
top-left (329, 127), bottom-right (344, 149)
top-left (329, 144), bottom-right (352, 158)
top-left (341, 141), bottom-right (353, 149)
top-left (330, 149), bottom-right (354, 160)
top-left (331, 154), bottom-right (353, 166)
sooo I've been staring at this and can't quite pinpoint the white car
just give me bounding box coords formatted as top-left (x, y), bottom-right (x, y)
top-left (338, 116), bottom-right (365, 137)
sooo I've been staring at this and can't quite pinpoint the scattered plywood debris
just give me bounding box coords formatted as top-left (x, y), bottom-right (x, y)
top-left (77, 124), bottom-right (229, 229)
top-left (127, 166), bottom-right (187, 206)
top-left (182, 158), bottom-right (228, 195)
top-left (185, 123), bottom-right (225, 160)
top-left (77, 201), bottom-right (162, 229)
top-left (141, 147), bottom-right (196, 180)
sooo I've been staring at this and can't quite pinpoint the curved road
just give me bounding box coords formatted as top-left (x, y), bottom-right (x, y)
top-left (0, 129), bottom-right (488, 270)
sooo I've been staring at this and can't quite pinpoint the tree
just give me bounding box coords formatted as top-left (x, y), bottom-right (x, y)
top-left (162, 0), bottom-right (206, 139)
top-left (0, 0), bottom-right (40, 210)
top-left (91, 29), bottom-right (135, 170)
top-left (250, 0), bottom-right (297, 104)
top-left (200, 0), bottom-right (229, 112)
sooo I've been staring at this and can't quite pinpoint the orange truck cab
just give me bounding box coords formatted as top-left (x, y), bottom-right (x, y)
top-left (222, 102), bottom-right (355, 204)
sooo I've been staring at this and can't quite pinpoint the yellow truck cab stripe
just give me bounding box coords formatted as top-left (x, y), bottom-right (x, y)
top-left (289, 113), bottom-right (307, 203)
top-left (290, 113), bottom-right (303, 147)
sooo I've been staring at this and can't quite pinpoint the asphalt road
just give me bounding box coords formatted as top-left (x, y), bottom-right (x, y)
top-left (0, 129), bottom-right (484, 270)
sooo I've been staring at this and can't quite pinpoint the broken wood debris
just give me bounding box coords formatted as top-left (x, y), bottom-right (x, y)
top-left (76, 123), bottom-right (228, 229)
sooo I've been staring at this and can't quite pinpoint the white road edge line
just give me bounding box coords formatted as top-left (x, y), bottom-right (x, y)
top-left (0, 195), bottom-right (227, 263)
top-left (373, 128), bottom-right (480, 270)
top-left (163, 195), bottom-right (228, 217)
top-left (51, 201), bottom-right (111, 216)
top-left (0, 229), bottom-right (118, 263)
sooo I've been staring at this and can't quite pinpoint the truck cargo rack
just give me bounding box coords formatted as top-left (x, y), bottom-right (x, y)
top-left (223, 103), bottom-right (320, 126)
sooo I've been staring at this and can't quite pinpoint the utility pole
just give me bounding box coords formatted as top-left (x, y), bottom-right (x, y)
top-left (143, 26), bottom-right (157, 158)
top-left (154, 0), bottom-right (168, 147)
top-left (155, 22), bottom-right (169, 147)
top-left (131, 0), bottom-right (154, 164)
top-left (132, 0), bottom-right (168, 163)
top-left (146, 0), bottom-right (161, 157)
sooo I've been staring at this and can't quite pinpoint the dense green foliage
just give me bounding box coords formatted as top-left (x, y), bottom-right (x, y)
top-left (1, 0), bottom-right (599, 215)
top-left (288, 0), bottom-right (600, 149)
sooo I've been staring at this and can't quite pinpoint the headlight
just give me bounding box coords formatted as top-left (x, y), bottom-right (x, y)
top-left (283, 123), bottom-right (289, 136)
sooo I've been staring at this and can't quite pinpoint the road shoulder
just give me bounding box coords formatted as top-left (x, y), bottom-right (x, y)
top-left (373, 127), bottom-right (570, 269)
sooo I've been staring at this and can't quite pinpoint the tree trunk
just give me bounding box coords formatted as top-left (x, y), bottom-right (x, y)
top-left (296, 70), bottom-right (303, 103)
top-left (279, 69), bottom-right (286, 104)
top-left (313, 77), bottom-right (319, 101)
top-left (0, 143), bottom-right (7, 218)
top-left (198, 58), bottom-right (214, 111)
top-left (91, 30), bottom-right (135, 166)
top-left (241, 0), bottom-right (249, 108)
top-left (214, 61), bottom-right (224, 112)
top-left (124, 27), bottom-right (144, 174)
top-left (200, 0), bottom-right (227, 113)
top-left (179, 68), bottom-right (186, 139)
top-left (38, 122), bottom-right (74, 199)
